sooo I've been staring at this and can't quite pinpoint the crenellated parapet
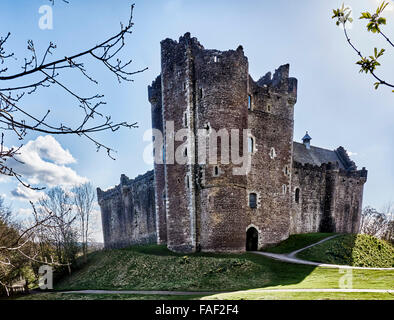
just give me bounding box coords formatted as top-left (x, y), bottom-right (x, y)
top-left (257, 64), bottom-right (297, 99)
top-left (97, 170), bottom-right (154, 203)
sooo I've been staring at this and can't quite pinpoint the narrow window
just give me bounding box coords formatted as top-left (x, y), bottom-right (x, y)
top-left (186, 176), bottom-right (190, 189)
top-left (184, 147), bottom-right (188, 157)
top-left (282, 185), bottom-right (287, 195)
top-left (213, 166), bottom-right (219, 177)
top-left (248, 95), bottom-right (252, 110)
top-left (199, 88), bottom-right (203, 99)
top-left (295, 188), bottom-right (300, 204)
top-left (269, 147), bottom-right (276, 159)
top-left (184, 112), bottom-right (188, 127)
top-left (267, 105), bottom-right (271, 113)
top-left (213, 56), bottom-right (218, 63)
top-left (248, 137), bottom-right (254, 153)
top-left (249, 193), bottom-right (257, 209)
top-left (162, 145), bottom-right (165, 163)
top-left (183, 82), bottom-right (187, 90)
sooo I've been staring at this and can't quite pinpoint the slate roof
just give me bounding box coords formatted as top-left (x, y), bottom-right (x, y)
top-left (292, 142), bottom-right (347, 170)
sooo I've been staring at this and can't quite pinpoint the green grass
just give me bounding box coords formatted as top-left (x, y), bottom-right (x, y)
top-left (11, 291), bottom-right (394, 301)
top-left (203, 291), bottom-right (394, 300)
top-left (298, 234), bottom-right (394, 268)
top-left (54, 243), bottom-right (394, 294)
top-left (12, 292), bottom-right (202, 300)
top-left (264, 233), bottom-right (334, 254)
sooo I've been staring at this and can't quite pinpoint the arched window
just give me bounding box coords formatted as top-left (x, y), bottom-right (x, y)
top-left (248, 95), bottom-right (252, 110)
top-left (249, 193), bottom-right (257, 209)
top-left (248, 137), bottom-right (254, 153)
top-left (213, 166), bottom-right (220, 177)
top-left (295, 188), bottom-right (300, 204)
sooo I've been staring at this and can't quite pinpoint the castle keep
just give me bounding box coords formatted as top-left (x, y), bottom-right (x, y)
top-left (97, 33), bottom-right (367, 252)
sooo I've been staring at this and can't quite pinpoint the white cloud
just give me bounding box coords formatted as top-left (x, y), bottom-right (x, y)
top-left (347, 151), bottom-right (358, 157)
top-left (26, 135), bottom-right (76, 165)
top-left (11, 185), bottom-right (47, 202)
top-left (5, 135), bottom-right (88, 189)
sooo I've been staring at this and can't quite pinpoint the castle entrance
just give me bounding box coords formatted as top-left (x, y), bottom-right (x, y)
top-left (246, 227), bottom-right (258, 251)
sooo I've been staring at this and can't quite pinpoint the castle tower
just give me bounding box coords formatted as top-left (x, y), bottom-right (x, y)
top-left (246, 65), bottom-right (298, 248)
top-left (157, 33), bottom-right (250, 252)
top-left (148, 75), bottom-right (167, 244)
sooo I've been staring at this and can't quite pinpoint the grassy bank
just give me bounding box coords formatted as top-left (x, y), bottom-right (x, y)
top-left (264, 233), bottom-right (334, 254)
top-left (297, 234), bottom-right (394, 268)
top-left (54, 243), bottom-right (394, 293)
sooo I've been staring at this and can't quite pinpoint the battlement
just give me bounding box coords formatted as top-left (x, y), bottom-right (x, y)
top-left (97, 170), bottom-right (154, 202)
top-left (148, 75), bottom-right (161, 104)
top-left (256, 64), bottom-right (297, 97)
top-left (293, 160), bottom-right (329, 173)
top-left (338, 167), bottom-right (368, 180)
top-left (161, 32), bottom-right (204, 50)
top-left (293, 160), bottom-right (367, 182)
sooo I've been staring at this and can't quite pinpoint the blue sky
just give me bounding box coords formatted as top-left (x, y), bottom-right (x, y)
top-left (0, 0), bottom-right (393, 240)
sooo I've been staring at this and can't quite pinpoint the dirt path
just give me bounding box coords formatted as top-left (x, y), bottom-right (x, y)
top-left (253, 235), bottom-right (394, 270)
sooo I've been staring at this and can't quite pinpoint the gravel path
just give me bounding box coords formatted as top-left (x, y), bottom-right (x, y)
top-left (253, 235), bottom-right (394, 270)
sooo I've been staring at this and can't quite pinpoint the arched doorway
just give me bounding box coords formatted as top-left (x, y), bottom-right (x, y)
top-left (246, 227), bottom-right (258, 251)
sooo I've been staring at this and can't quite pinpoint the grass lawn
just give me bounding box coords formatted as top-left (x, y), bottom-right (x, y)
top-left (11, 291), bottom-right (394, 300)
top-left (203, 291), bottom-right (394, 300)
top-left (298, 234), bottom-right (394, 268)
top-left (13, 292), bottom-right (202, 300)
top-left (263, 233), bottom-right (334, 254)
top-left (53, 243), bottom-right (394, 293)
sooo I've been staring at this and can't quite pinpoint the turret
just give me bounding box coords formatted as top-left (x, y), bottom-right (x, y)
top-left (302, 131), bottom-right (312, 150)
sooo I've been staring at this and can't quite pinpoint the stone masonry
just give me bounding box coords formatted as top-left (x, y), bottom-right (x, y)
top-left (97, 33), bottom-right (367, 252)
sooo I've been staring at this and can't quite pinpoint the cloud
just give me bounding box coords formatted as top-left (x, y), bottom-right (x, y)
top-left (347, 151), bottom-right (358, 157)
top-left (5, 135), bottom-right (88, 188)
top-left (11, 185), bottom-right (47, 202)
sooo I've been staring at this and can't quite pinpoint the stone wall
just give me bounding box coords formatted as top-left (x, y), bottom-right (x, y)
top-left (97, 171), bottom-right (156, 249)
top-left (290, 161), bottom-right (367, 235)
top-left (290, 162), bottom-right (327, 234)
top-left (149, 75), bottom-right (167, 244)
top-left (247, 65), bottom-right (297, 248)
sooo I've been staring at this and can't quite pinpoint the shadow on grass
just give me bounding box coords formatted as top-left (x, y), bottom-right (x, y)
top-left (52, 243), bottom-right (324, 293)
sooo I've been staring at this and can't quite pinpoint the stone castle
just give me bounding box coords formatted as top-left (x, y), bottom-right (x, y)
top-left (97, 33), bottom-right (368, 253)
